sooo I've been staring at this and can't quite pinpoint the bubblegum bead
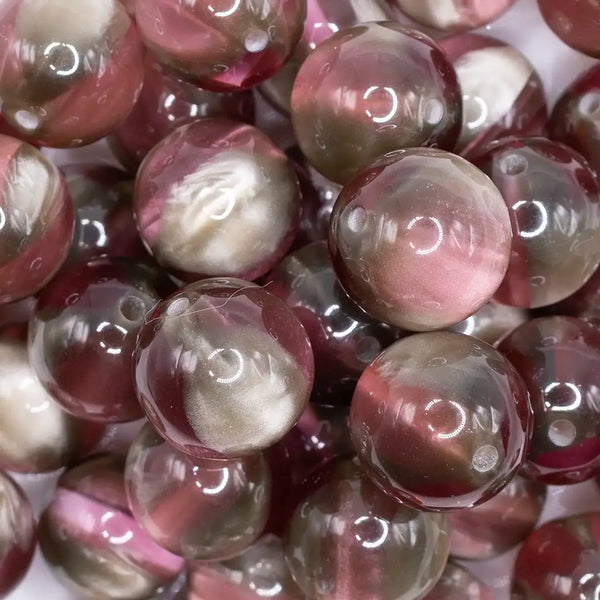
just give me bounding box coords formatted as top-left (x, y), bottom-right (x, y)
top-left (350, 332), bottom-right (532, 511)
top-left (329, 148), bottom-right (512, 331)
top-left (0, 0), bottom-right (144, 147)
top-left (291, 22), bottom-right (462, 184)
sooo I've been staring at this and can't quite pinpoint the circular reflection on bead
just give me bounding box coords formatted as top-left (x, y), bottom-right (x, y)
top-left (267, 242), bottom-right (397, 404)
top-left (475, 137), bottom-right (600, 309)
top-left (0, 471), bottom-right (36, 597)
top-left (134, 119), bottom-right (301, 282)
top-left (39, 455), bottom-right (184, 599)
top-left (134, 0), bottom-right (305, 92)
top-left (126, 423), bottom-right (271, 560)
top-left (439, 34), bottom-right (547, 157)
top-left (291, 22), bottom-right (461, 184)
top-left (284, 458), bottom-right (449, 600)
top-left (513, 512), bottom-right (600, 599)
top-left (0, 0), bottom-right (144, 147)
top-left (448, 475), bottom-right (545, 560)
top-left (29, 258), bottom-right (167, 423)
top-left (0, 135), bottom-right (73, 303)
top-left (134, 278), bottom-right (314, 459)
top-left (423, 562), bottom-right (494, 600)
top-left (329, 148), bottom-right (512, 331)
top-left (351, 332), bottom-right (532, 511)
top-left (499, 316), bottom-right (600, 485)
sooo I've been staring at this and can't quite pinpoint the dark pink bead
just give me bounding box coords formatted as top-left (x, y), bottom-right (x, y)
top-left (545, 265), bottom-right (600, 324)
top-left (499, 316), bottom-right (600, 485)
top-left (0, 295), bottom-right (37, 342)
top-left (423, 563), bottom-right (494, 600)
top-left (350, 331), bottom-right (532, 511)
top-left (134, 0), bottom-right (306, 92)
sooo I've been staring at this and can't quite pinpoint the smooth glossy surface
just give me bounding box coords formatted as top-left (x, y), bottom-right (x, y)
top-left (500, 316), bottom-right (600, 485)
top-left (284, 457), bottom-right (450, 600)
top-left (475, 137), bottom-right (600, 309)
top-left (291, 23), bottom-right (461, 184)
top-left (0, 135), bottom-right (73, 303)
top-left (448, 475), bottom-right (545, 559)
top-left (134, 278), bottom-right (314, 459)
top-left (39, 455), bottom-right (184, 599)
top-left (439, 34), bottom-right (547, 157)
top-left (134, 0), bottom-right (306, 92)
top-left (267, 242), bottom-right (397, 404)
top-left (126, 423), bottom-right (271, 560)
top-left (329, 148), bottom-right (512, 331)
top-left (0, 295), bottom-right (36, 342)
top-left (0, 0), bottom-right (144, 147)
top-left (351, 331), bottom-right (532, 511)
top-left (423, 563), bottom-right (494, 600)
top-left (29, 258), bottom-right (166, 423)
top-left (547, 264), bottom-right (600, 324)
top-left (0, 472), bottom-right (36, 598)
top-left (134, 119), bottom-right (301, 282)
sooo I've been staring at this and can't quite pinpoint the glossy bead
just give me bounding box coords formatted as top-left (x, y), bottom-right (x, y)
top-left (111, 57), bottom-right (255, 169)
top-left (513, 513), bottom-right (600, 599)
top-left (284, 458), bottom-right (450, 600)
top-left (547, 265), bottom-right (600, 324)
top-left (0, 135), bottom-right (73, 303)
top-left (0, 471), bottom-right (36, 597)
top-left (29, 258), bottom-right (167, 423)
top-left (134, 119), bottom-right (301, 282)
top-left (329, 148), bottom-right (512, 331)
top-left (62, 164), bottom-right (147, 265)
top-left (291, 23), bottom-right (462, 184)
top-left (550, 63), bottom-right (600, 178)
top-left (448, 475), bottom-right (545, 560)
top-left (134, 0), bottom-right (306, 92)
top-left (267, 242), bottom-right (397, 404)
top-left (126, 423), bottom-right (271, 560)
top-left (423, 563), bottom-right (494, 600)
top-left (134, 278), bottom-right (314, 459)
top-left (0, 0), bottom-right (144, 147)
top-left (351, 331), bottom-right (532, 511)
top-left (39, 454), bottom-right (184, 599)
top-left (391, 0), bottom-right (517, 32)
top-left (439, 34), bottom-right (547, 157)
top-left (499, 316), bottom-right (600, 485)
top-left (475, 137), bottom-right (600, 309)
top-left (0, 295), bottom-right (36, 342)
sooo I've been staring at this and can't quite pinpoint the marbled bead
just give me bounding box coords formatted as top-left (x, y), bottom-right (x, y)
top-left (0, 0), bottom-right (144, 147)
top-left (475, 137), bottom-right (600, 309)
top-left (329, 148), bottom-right (512, 331)
top-left (499, 316), bottom-right (600, 485)
top-left (0, 135), bottom-right (73, 303)
top-left (134, 119), bottom-right (301, 282)
top-left (439, 34), bottom-right (547, 157)
top-left (39, 455), bottom-right (184, 599)
top-left (0, 471), bottom-right (36, 598)
top-left (291, 22), bottom-right (462, 185)
top-left (423, 563), bottom-right (494, 600)
top-left (134, 0), bottom-right (306, 92)
top-left (350, 332), bottom-right (532, 511)
top-left (134, 278), bottom-right (314, 459)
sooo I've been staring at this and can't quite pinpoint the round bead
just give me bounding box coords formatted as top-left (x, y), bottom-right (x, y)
top-left (134, 0), bottom-right (306, 92)
top-left (0, 471), bottom-right (36, 597)
top-left (475, 137), bottom-right (600, 308)
top-left (329, 148), bottom-right (512, 331)
top-left (0, 135), bottom-right (73, 303)
top-left (29, 258), bottom-right (167, 423)
top-left (291, 23), bottom-right (462, 184)
top-left (134, 278), bottom-right (314, 459)
top-left (499, 316), bottom-right (600, 485)
top-left (134, 119), bottom-right (301, 282)
top-left (423, 563), bottom-right (494, 600)
top-left (126, 423), bottom-right (271, 560)
top-left (0, 0), bottom-right (144, 147)
top-left (284, 458), bottom-right (450, 600)
top-left (547, 265), bottom-right (600, 324)
top-left (39, 455), bottom-right (184, 599)
top-left (350, 332), bottom-right (532, 511)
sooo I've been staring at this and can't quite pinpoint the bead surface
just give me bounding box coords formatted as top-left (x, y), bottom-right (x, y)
top-left (423, 562), bottom-right (494, 600)
top-left (329, 148), bottom-right (512, 331)
top-left (134, 278), bottom-right (314, 459)
top-left (351, 331), bottom-right (532, 511)
top-left (291, 23), bottom-right (462, 184)
top-left (134, 119), bottom-right (301, 282)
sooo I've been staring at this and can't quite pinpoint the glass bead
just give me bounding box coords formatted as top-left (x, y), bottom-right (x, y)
top-left (423, 562), bottom-right (494, 600)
